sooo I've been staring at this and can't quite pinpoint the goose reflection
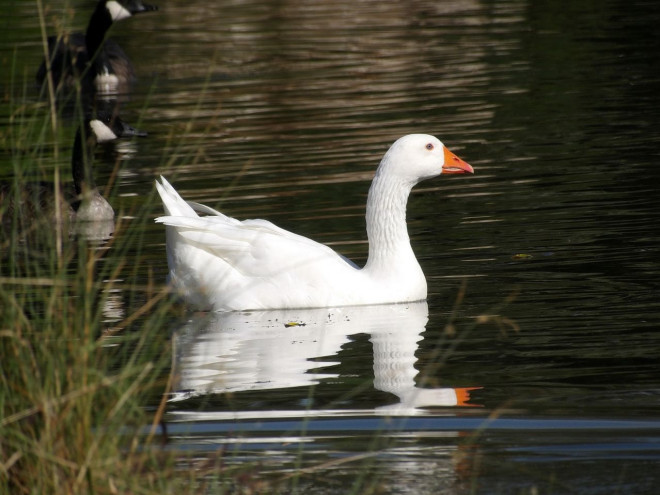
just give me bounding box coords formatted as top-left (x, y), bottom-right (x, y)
top-left (172, 302), bottom-right (480, 413)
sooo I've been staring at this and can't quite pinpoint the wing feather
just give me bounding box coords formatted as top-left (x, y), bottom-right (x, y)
top-left (155, 177), bottom-right (356, 285)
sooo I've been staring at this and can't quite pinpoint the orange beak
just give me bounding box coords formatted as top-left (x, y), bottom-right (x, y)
top-left (443, 146), bottom-right (474, 174)
top-left (454, 387), bottom-right (483, 407)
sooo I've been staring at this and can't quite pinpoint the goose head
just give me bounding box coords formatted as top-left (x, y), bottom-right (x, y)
top-left (377, 134), bottom-right (474, 185)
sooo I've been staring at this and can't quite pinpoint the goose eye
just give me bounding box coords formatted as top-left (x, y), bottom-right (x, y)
top-left (425, 143), bottom-right (434, 151)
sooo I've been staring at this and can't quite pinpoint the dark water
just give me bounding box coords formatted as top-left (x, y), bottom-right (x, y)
top-left (2, 0), bottom-right (660, 492)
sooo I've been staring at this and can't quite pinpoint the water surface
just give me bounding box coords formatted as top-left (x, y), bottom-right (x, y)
top-left (2, 0), bottom-right (660, 492)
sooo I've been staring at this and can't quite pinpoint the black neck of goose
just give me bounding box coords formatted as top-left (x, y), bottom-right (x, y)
top-left (85, 3), bottom-right (113, 62)
top-left (72, 125), bottom-right (98, 196)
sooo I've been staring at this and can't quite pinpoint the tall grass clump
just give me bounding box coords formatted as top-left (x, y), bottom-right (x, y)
top-left (0, 244), bottom-right (176, 494)
top-left (0, 69), bottom-right (188, 494)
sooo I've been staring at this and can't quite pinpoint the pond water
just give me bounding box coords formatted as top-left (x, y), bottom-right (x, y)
top-left (2, 0), bottom-right (660, 492)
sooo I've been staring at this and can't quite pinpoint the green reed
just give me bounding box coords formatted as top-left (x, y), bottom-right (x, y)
top-left (0, 24), bottom-right (193, 488)
top-left (1, 110), bottom-right (172, 495)
top-left (0, 36), bottom-right (284, 489)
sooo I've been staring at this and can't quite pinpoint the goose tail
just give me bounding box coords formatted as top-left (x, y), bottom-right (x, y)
top-left (155, 176), bottom-right (198, 218)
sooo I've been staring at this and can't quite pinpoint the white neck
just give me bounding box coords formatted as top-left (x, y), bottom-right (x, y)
top-left (363, 168), bottom-right (417, 273)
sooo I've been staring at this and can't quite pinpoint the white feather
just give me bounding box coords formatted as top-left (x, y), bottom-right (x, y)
top-left (89, 119), bottom-right (118, 143)
top-left (105, 0), bottom-right (132, 21)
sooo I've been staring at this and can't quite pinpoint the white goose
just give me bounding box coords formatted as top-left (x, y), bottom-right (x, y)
top-left (155, 134), bottom-right (473, 311)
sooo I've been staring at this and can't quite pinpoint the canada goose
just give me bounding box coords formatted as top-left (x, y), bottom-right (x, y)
top-left (36, 0), bottom-right (158, 93)
top-left (155, 134), bottom-right (474, 311)
top-left (1, 112), bottom-right (146, 230)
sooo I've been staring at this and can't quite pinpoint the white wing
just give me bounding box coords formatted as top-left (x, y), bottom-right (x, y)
top-left (155, 177), bottom-right (356, 278)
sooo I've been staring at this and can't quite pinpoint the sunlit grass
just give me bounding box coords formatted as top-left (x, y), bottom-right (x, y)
top-left (0, 29), bottom-right (296, 489)
top-left (1, 103), bottom-right (175, 494)
top-left (2, 24), bottom-right (195, 489)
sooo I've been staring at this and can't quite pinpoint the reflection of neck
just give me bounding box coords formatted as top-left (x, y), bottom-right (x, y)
top-left (371, 326), bottom-right (423, 399)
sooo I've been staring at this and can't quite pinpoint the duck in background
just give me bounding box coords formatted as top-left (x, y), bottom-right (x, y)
top-left (1, 111), bottom-right (147, 238)
top-left (37, 0), bottom-right (158, 95)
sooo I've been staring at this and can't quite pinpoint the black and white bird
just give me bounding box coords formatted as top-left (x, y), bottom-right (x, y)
top-left (1, 112), bottom-right (146, 230)
top-left (36, 0), bottom-right (158, 94)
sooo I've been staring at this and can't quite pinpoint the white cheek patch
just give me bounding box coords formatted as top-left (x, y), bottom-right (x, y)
top-left (90, 119), bottom-right (119, 143)
top-left (106, 0), bottom-right (132, 21)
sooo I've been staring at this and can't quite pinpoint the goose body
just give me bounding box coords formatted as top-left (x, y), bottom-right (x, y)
top-left (36, 0), bottom-right (157, 93)
top-left (156, 134), bottom-right (474, 311)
